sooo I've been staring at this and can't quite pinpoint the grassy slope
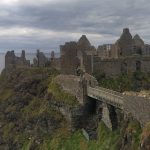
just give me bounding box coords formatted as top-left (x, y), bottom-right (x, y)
top-left (45, 121), bottom-right (120, 150)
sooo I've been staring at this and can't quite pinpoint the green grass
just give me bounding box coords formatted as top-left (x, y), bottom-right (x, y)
top-left (0, 89), bottom-right (14, 101)
top-left (93, 71), bottom-right (150, 92)
top-left (48, 80), bottom-right (79, 107)
top-left (22, 139), bottom-right (33, 150)
top-left (126, 119), bottom-right (142, 150)
top-left (40, 121), bottom-right (121, 150)
top-left (87, 121), bottom-right (120, 150)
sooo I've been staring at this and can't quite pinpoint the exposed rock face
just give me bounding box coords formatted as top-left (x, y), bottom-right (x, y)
top-left (5, 50), bottom-right (30, 68)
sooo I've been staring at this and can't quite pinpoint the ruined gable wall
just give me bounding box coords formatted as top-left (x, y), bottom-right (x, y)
top-left (60, 42), bottom-right (80, 75)
top-left (5, 50), bottom-right (30, 68)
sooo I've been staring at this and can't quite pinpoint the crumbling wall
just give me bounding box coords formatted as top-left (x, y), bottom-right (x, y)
top-left (55, 74), bottom-right (98, 104)
top-left (60, 42), bottom-right (80, 75)
top-left (5, 50), bottom-right (30, 68)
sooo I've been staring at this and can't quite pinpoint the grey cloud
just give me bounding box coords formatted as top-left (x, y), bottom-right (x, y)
top-left (0, 0), bottom-right (150, 51)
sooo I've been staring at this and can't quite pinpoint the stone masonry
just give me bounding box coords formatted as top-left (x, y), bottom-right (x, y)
top-left (5, 50), bottom-right (30, 68)
top-left (60, 28), bottom-right (150, 77)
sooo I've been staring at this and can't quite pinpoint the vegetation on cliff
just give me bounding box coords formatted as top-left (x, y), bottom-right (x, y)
top-left (0, 67), bottom-right (78, 149)
top-left (94, 71), bottom-right (150, 92)
top-left (0, 67), bottom-right (149, 149)
top-left (44, 119), bottom-right (142, 150)
top-left (48, 80), bottom-right (79, 107)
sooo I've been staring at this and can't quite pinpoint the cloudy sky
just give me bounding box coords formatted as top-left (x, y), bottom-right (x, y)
top-left (0, 0), bottom-right (150, 53)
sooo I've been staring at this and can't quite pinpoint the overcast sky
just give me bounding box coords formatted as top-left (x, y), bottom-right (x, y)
top-left (0, 0), bottom-right (150, 53)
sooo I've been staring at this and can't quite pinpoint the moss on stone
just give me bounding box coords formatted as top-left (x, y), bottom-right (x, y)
top-left (48, 79), bottom-right (79, 107)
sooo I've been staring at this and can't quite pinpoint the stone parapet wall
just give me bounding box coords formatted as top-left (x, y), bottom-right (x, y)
top-left (93, 56), bottom-right (150, 77)
top-left (55, 74), bottom-right (98, 104)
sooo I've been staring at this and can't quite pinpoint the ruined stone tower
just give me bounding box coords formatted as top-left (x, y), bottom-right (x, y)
top-left (115, 28), bottom-right (133, 57)
top-left (5, 50), bottom-right (30, 68)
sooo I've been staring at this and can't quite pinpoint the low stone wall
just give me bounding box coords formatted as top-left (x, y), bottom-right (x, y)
top-left (54, 74), bottom-right (98, 104)
top-left (55, 75), bottom-right (84, 104)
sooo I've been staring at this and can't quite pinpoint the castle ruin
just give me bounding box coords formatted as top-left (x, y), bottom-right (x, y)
top-left (60, 28), bottom-right (150, 77)
top-left (4, 28), bottom-right (150, 77)
top-left (5, 50), bottom-right (30, 68)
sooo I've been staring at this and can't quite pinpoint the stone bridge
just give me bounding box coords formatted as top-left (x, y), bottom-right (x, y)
top-left (54, 74), bottom-right (150, 137)
top-left (86, 85), bottom-right (150, 130)
top-left (87, 86), bottom-right (124, 109)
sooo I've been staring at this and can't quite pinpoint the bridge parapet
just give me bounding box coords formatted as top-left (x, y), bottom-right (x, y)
top-left (87, 86), bottom-right (124, 109)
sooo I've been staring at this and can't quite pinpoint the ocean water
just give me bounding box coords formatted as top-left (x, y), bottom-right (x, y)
top-left (0, 53), bottom-right (60, 73)
top-left (0, 53), bottom-right (5, 73)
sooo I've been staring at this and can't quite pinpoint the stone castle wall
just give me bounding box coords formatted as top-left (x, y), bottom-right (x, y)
top-left (5, 50), bottom-right (30, 68)
top-left (93, 56), bottom-right (150, 77)
top-left (60, 42), bottom-right (80, 75)
top-left (60, 29), bottom-right (150, 77)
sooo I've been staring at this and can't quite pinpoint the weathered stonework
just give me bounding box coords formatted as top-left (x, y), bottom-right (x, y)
top-left (93, 56), bottom-right (150, 77)
top-left (5, 50), bottom-right (30, 68)
top-left (60, 35), bottom-right (96, 75)
top-left (60, 42), bottom-right (80, 75)
top-left (102, 103), bottom-right (113, 130)
top-left (60, 29), bottom-right (150, 77)
top-left (97, 44), bottom-right (113, 59)
top-left (50, 51), bottom-right (60, 70)
top-left (33, 50), bottom-right (49, 67)
top-left (54, 74), bottom-right (97, 104)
